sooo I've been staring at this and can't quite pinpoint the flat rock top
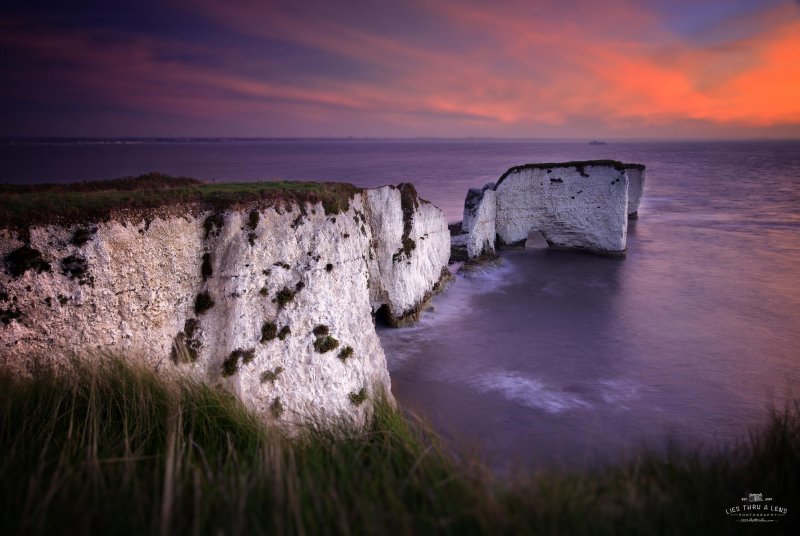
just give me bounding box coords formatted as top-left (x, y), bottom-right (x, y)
top-left (496, 160), bottom-right (644, 188)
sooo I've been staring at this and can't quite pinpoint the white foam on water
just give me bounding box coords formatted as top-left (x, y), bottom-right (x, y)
top-left (470, 370), bottom-right (593, 414)
top-left (381, 259), bottom-right (519, 368)
top-left (597, 379), bottom-right (642, 408)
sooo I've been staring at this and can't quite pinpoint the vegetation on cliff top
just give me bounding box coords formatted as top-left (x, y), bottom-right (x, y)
top-left (0, 172), bottom-right (362, 229)
top-left (496, 160), bottom-right (644, 187)
top-left (0, 357), bottom-right (797, 535)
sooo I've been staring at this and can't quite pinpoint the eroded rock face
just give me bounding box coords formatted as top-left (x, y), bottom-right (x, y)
top-left (364, 184), bottom-right (451, 326)
top-left (625, 164), bottom-right (646, 219)
top-left (0, 187), bottom-right (450, 430)
top-left (494, 163), bottom-right (629, 256)
top-left (461, 183), bottom-right (497, 258)
top-left (456, 161), bottom-right (644, 259)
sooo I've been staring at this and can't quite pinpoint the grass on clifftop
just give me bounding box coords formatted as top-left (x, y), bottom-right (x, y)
top-left (0, 358), bottom-right (798, 535)
top-left (0, 172), bottom-right (362, 229)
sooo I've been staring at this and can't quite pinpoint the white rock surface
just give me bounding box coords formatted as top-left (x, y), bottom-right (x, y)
top-left (0, 187), bottom-right (450, 429)
top-left (364, 184), bottom-right (451, 325)
top-left (494, 163), bottom-right (629, 256)
top-left (461, 183), bottom-right (497, 258)
top-left (625, 164), bottom-right (646, 219)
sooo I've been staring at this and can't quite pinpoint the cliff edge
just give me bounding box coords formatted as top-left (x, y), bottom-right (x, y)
top-left (0, 175), bottom-right (451, 429)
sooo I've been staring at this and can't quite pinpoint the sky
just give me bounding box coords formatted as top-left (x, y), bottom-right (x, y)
top-left (1, 0), bottom-right (799, 139)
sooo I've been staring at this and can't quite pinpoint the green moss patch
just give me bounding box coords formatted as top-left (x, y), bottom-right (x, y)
top-left (247, 209), bottom-right (260, 230)
top-left (221, 348), bottom-right (256, 377)
top-left (70, 227), bottom-right (96, 246)
top-left (348, 388), bottom-right (368, 406)
top-left (4, 246), bottom-right (51, 278)
top-left (270, 397), bottom-right (284, 418)
top-left (260, 366), bottom-right (284, 385)
top-left (313, 335), bottom-right (339, 354)
top-left (312, 325), bottom-right (339, 353)
top-left (337, 346), bottom-right (354, 362)
top-left (0, 307), bottom-right (23, 325)
top-left (392, 183), bottom-right (419, 263)
top-left (312, 325), bottom-right (330, 337)
top-left (260, 321), bottom-right (278, 343)
top-left (171, 318), bottom-right (202, 364)
top-left (221, 354), bottom-right (240, 377)
top-left (194, 291), bottom-right (215, 315)
top-left (273, 287), bottom-right (296, 309)
top-left (392, 237), bottom-right (416, 263)
top-left (201, 253), bottom-right (213, 281)
top-left (203, 212), bottom-right (224, 239)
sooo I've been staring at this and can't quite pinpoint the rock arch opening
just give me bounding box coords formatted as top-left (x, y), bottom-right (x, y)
top-left (525, 230), bottom-right (549, 249)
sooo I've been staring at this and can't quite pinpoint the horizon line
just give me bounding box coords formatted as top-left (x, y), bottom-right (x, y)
top-left (2, 136), bottom-right (800, 144)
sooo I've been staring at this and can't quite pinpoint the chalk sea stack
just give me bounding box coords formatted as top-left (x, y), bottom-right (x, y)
top-left (455, 160), bottom-right (646, 259)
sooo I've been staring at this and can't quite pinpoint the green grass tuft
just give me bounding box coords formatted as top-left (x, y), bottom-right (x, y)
top-left (0, 358), bottom-right (798, 535)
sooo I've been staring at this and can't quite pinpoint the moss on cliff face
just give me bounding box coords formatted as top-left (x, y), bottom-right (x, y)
top-left (392, 183), bottom-right (420, 263)
top-left (4, 246), bottom-right (51, 278)
top-left (0, 173), bottom-right (363, 229)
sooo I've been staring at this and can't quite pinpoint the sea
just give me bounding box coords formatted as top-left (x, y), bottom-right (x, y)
top-left (3, 138), bottom-right (799, 471)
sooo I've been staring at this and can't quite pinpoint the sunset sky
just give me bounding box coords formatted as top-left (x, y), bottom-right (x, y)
top-left (2, 0), bottom-right (799, 138)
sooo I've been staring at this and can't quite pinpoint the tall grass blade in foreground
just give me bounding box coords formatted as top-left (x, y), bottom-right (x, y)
top-left (0, 357), bottom-right (797, 535)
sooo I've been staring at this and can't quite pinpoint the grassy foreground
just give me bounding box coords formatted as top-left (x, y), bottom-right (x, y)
top-left (0, 359), bottom-right (797, 535)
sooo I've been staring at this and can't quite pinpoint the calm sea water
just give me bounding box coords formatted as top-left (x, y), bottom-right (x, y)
top-left (3, 139), bottom-right (800, 470)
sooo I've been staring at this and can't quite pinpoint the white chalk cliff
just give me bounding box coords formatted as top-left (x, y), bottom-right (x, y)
top-left (461, 183), bottom-right (496, 259)
top-left (0, 184), bottom-right (450, 430)
top-left (624, 164), bottom-right (646, 219)
top-left (457, 161), bottom-right (645, 258)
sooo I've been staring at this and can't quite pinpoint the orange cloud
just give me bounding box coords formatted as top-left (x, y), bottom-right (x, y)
top-left (3, 0), bottom-right (799, 136)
